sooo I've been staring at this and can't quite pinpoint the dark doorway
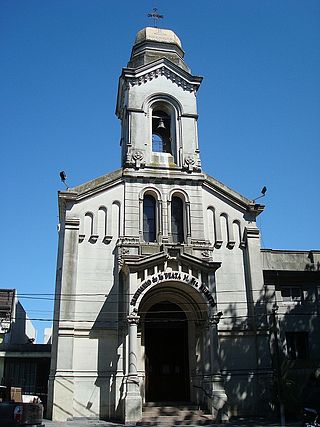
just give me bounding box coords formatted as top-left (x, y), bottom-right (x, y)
top-left (144, 302), bottom-right (190, 402)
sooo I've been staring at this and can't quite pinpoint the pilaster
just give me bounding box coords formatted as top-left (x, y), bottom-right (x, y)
top-left (244, 226), bottom-right (265, 317)
top-left (48, 217), bottom-right (79, 421)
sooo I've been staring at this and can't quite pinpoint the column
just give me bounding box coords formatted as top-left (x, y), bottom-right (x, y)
top-left (128, 312), bottom-right (139, 377)
top-left (124, 311), bottom-right (142, 424)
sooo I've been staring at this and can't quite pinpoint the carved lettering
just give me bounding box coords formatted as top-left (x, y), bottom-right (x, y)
top-left (130, 270), bottom-right (216, 307)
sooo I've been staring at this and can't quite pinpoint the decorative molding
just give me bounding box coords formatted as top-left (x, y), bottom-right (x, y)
top-left (118, 236), bottom-right (140, 246)
top-left (103, 235), bottom-right (113, 244)
top-left (126, 149), bottom-right (145, 169)
top-left (183, 155), bottom-right (201, 172)
top-left (64, 218), bottom-right (80, 230)
top-left (245, 227), bottom-right (260, 239)
top-left (227, 241), bottom-right (236, 249)
top-left (214, 240), bottom-right (223, 249)
top-left (190, 239), bottom-right (211, 248)
top-left (127, 310), bottom-right (140, 325)
top-left (128, 66), bottom-right (198, 93)
top-left (201, 250), bottom-right (210, 258)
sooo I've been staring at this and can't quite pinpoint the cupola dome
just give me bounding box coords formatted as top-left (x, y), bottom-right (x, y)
top-left (128, 27), bottom-right (190, 72)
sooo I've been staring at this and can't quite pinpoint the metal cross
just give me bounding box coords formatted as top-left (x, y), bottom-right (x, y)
top-left (147, 8), bottom-right (164, 28)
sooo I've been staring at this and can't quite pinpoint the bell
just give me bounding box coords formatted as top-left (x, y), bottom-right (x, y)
top-left (157, 118), bottom-right (166, 129)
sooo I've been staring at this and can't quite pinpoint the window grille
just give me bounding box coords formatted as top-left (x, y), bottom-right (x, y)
top-left (171, 197), bottom-right (184, 243)
top-left (143, 195), bottom-right (156, 242)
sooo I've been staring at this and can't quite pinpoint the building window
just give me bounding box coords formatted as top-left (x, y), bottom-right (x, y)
top-left (286, 332), bottom-right (309, 360)
top-left (281, 287), bottom-right (303, 303)
top-left (143, 195), bottom-right (157, 242)
top-left (171, 196), bottom-right (184, 243)
top-left (152, 110), bottom-right (171, 153)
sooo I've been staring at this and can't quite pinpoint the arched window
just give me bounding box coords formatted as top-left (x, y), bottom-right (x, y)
top-left (171, 196), bottom-right (184, 243)
top-left (152, 109), bottom-right (171, 153)
top-left (143, 195), bottom-right (157, 242)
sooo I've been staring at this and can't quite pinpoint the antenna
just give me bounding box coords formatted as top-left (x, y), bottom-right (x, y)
top-left (253, 186), bottom-right (267, 202)
top-left (59, 171), bottom-right (69, 189)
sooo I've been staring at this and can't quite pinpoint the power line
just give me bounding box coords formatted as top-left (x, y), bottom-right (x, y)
top-left (7, 310), bottom-right (320, 324)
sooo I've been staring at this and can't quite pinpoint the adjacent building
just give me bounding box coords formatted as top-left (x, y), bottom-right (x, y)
top-left (0, 289), bottom-right (51, 409)
top-left (48, 27), bottom-right (320, 423)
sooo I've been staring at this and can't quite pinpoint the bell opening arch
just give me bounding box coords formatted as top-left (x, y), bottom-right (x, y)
top-left (144, 93), bottom-right (183, 166)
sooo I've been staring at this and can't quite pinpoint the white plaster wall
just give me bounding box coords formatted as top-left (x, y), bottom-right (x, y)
top-left (70, 183), bottom-right (124, 324)
top-left (202, 186), bottom-right (250, 323)
top-left (51, 181), bottom-right (125, 421)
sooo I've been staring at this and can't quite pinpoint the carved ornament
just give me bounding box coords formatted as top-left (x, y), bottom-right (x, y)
top-left (128, 66), bottom-right (198, 93)
top-left (183, 155), bottom-right (201, 172)
top-left (127, 149), bottom-right (145, 169)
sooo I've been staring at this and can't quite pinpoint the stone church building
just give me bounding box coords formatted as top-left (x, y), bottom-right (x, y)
top-left (48, 27), bottom-right (320, 424)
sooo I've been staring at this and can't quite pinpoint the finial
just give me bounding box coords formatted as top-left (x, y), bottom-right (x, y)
top-left (147, 8), bottom-right (164, 28)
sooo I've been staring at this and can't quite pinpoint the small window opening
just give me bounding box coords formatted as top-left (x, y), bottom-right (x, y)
top-left (286, 332), bottom-right (309, 360)
top-left (281, 287), bottom-right (303, 303)
top-left (152, 110), bottom-right (171, 153)
top-left (171, 196), bottom-right (184, 243)
top-left (143, 195), bottom-right (157, 242)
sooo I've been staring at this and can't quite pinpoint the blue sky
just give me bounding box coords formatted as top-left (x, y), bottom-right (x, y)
top-left (1, 0), bottom-right (319, 341)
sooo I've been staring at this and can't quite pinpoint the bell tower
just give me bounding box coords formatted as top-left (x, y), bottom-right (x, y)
top-left (116, 27), bottom-right (203, 172)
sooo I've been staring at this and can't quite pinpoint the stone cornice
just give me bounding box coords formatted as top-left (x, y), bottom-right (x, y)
top-left (203, 173), bottom-right (265, 218)
top-left (178, 251), bottom-right (221, 272)
top-left (125, 65), bottom-right (200, 93)
top-left (121, 58), bottom-right (202, 90)
top-left (58, 191), bottom-right (78, 223)
top-left (116, 59), bottom-right (203, 117)
top-left (203, 173), bottom-right (251, 210)
top-left (57, 170), bottom-right (124, 221)
top-left (121, 246), bottom-right (221, 273)
top-left (123, 252), bottom-right (169, 272)
top-left (59, 169), bottom-right (123, 201)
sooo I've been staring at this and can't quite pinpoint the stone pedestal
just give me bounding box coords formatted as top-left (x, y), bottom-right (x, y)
top-left (208, 375), bottom-right (228, 422)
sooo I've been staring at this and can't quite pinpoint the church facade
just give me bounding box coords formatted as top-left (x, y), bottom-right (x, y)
top-left (48, 27), bottom-right (320, 424)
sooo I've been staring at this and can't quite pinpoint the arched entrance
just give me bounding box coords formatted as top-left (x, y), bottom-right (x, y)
top-left (144, 302), bottom-right (190, 402)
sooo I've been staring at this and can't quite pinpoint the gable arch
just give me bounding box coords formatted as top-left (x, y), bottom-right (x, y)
top-left (142, 93), bottom-right (183, 116)
top-left (168, 188), bottom-right (190, 203)
top-left (139, 284), bottom-right (208, 326)
top-left (139, 186), bottom-right (162, 202)
top-left (130, 272), bottom-right (215, 312)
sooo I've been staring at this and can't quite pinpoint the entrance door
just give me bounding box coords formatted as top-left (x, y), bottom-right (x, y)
top-left (145, 302), bottom-right (190, 402)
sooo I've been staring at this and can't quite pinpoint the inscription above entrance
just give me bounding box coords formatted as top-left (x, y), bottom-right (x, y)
top-left (130, 270), bottom-right (216, 307)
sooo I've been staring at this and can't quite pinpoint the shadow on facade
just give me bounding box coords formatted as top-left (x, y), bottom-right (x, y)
top-left (88, 251), bottom-right (124, 422)
top-left (273, 289), bottom-right (319, 418)
top-left (218, 281), bottom-right (319, 421)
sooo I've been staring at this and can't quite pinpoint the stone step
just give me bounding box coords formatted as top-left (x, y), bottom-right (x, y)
top-left (137, 420), bottom-right (215, 427)
top-left (137, 420), bottom-right (214, 426)
top-left (142, 407), bottom-right (203, 415)
top-left (138, 404), bottom-right (214, 426)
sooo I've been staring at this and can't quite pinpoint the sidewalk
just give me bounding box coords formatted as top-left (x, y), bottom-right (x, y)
top-left (43, 418), bottom-right (301, 427)
top-left (44, 420), bottom-right (122, 427)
